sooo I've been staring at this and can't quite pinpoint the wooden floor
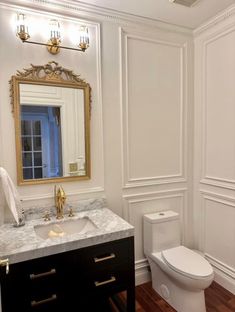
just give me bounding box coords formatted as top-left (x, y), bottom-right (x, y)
top-left (110, 281), bottom-right (235, 312)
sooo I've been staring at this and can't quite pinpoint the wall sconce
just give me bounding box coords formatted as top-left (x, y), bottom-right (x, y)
top-left (16, 13), bottom-right (90, 54)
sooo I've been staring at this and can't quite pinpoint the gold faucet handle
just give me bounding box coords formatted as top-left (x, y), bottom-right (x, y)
top-left (44, 211), bottom-right (51, 221)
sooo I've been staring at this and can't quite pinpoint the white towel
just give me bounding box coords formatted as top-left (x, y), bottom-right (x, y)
top-left (0, 167), bottom-right (22, 225)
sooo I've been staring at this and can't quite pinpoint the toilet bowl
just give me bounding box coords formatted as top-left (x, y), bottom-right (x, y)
top-left (143, 211), bottom-right (214, 312)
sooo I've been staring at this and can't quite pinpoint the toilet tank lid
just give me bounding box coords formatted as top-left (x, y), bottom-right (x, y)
top-left (144, 210), bottom-right (179, 223)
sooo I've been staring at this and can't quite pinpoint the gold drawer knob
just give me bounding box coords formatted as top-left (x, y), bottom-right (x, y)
top-left (94, 276), bottom-right (116, 287)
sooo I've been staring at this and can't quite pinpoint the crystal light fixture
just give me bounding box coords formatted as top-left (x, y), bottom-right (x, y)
top-left (16, 13), bottom-right (90, 54)
top-left (16, 13), bottom-right (30, 41)
top-left (47, 19), bottom-right (61, 54)
top-left (78, 26), bottom-right (90, 51)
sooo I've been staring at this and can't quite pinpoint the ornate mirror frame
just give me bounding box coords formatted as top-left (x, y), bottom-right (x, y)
top-left (10, 61), bottom-right (91, 185)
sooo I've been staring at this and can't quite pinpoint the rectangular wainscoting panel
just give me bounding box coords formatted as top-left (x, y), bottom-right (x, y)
top-left (203, 195), bottom-right (235, 271)
top-left (120, 29), bottom-right (187, 186)
top-left (124, 192), bottom-right (185, 262)
top-left (203, 29), bottom-right (235, 185)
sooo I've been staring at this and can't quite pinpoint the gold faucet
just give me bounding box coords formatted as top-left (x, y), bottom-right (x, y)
top-left (54, 185), bottom-right (66, 219)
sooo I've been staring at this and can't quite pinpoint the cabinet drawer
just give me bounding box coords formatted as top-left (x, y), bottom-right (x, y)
top-left (73, 263), bottom-right (132, 297)
top-left (29, 267), bottom-right (59, 298)
top-left (29, 293), bottom-right (59, 312)
top-left (16, 258), bottom-right (61, 298)
top-left (72, 238), bottom-right (132, 273)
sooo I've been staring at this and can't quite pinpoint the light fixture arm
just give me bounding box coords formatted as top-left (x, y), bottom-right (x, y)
top-left (20, 39), bottom-right (87, 52)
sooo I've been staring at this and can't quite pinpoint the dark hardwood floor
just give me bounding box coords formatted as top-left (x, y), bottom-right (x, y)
top-left (110, 281), bottom-right (235, 312)
top-left (205, 282), bottom-right (235, 312)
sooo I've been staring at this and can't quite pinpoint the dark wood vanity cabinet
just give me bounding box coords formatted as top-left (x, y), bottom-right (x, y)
top-left (0, 237), bottom-right (135, 312)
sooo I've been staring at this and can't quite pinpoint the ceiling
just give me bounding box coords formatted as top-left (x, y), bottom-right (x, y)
top-left (72, 0), bottom-right (235, 29)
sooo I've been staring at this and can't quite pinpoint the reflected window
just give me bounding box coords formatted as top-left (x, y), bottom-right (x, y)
top-left (21, 105), bottom-right (62, 179)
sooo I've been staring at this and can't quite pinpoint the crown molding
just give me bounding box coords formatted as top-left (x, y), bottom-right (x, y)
top-left (0, 0), bottom-right (192, 35)
top-left (194, 4), bottom-right (235, 37)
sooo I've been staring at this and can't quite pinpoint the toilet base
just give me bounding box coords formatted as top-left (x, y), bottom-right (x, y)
top-left (149, 260), bottom-right (206, 312)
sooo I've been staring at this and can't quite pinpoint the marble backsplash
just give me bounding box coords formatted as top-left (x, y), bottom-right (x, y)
top-left (24, 198), bottom-right (106, 222)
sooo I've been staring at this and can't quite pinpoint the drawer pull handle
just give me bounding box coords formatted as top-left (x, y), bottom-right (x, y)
top-left (94, 253), bottom-right (115, 263)
top-left (94, 276), bottom-right (116, 287)
top-left (31, 294), bottom-right (57, 307)
top-left (30, 268), bottom-right (56, 280)
top-left (0, 258), bottom-right (9, 274)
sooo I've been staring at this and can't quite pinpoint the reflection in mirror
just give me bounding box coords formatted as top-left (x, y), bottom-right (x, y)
top-left (19, 84), bottom-right (85, 180)
top-left (10, 62), bottom-right (91, 185)
top-left (21, 105), bottom-right (62, 179)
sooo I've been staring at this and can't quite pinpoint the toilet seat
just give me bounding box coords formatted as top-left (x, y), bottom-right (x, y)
top-left (161, 246), bottom-right (213, 280)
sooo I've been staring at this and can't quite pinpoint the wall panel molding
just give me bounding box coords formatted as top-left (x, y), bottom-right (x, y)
top-left (200, 178), bottom-right (235, 190)
top-left (200, 192), bottom-right (235, 250)
top-left (206, 253), bottom-right (235, 279)
top-left (123, 188), bottom-right (187, 222)
top-left (206, 253), bottom-right (235, 294)
top-left (123, 177), bottom-right (187, 189)
top-left (135, 259), bottom-right (151, 286)
top-left (202, 193), bottom-right (235, 208)
top-left (21, 187), bottom-right (105, 202)
top-left (199, 192), bottom-right (235, 293)
top-left (120, 28), bottom-right (188, 188)
top-left (200, 190), bottom-right (235, 203)
top-left (194, 7), bottom-right (235, 294)
top-left (123, 189), bottom-right (187, 262)
top-left (200, 26), bottom-right (235, 190)
top-left (194, 4), bottom-right (235, 37)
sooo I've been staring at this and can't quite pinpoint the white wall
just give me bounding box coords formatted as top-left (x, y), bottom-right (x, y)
top-left (194, 6), bottom-right (235, 294)
top-left (0, 0), bottom-right (193, 285)
top-left (0, 3), bottom-right (104, 210)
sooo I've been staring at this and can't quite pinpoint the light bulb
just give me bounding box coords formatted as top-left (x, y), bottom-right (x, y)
top-left (16, 13), bottom-right (30, 41)
top-left (49, 19), bottom-right (61, 44)
top-left (78, 26), bottom-right (89, 51)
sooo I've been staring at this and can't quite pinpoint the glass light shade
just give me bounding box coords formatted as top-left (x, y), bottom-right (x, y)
top-left (49, 19), bottom-right (61, 41)
top-left (79, 26), bottom-right (89, 51)
top-left (16, 13), bottom-right (30, 41)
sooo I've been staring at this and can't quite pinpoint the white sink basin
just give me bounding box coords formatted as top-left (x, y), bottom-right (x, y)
top-left (34, 217), bottom-right (97, 239)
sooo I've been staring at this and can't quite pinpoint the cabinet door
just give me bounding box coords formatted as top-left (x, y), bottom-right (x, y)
top-left (0, 255), bottom-right (65, 312)
top-left (0, 261), bottom-right (30, 311)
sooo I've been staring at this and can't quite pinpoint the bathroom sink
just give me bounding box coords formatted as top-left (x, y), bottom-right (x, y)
top-left (34, 217), bottom-right (97, 239)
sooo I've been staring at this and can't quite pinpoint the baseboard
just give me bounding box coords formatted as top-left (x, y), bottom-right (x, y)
top-left (213, 268), bottom-right (235, 294)
top-left (205, 253), bottom-right (235, 294)
top-left (135, 259), bottom-right (151, 286)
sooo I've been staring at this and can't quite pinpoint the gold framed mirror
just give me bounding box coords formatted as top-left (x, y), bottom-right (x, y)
top-left (10, 61), bottom-right (91, 185)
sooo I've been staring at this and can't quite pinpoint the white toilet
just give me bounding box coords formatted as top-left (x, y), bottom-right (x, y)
top-left (143, 210), bottom-right (214, 312)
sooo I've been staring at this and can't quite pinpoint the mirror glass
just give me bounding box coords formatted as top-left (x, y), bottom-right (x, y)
top-left (10, 62), bottom-right (91, 185)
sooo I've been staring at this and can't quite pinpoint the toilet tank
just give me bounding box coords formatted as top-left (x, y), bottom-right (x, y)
top-left (143, 210), bottom-right (181, 256)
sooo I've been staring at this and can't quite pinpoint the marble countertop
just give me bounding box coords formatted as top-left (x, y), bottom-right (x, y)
top-left (0, 207), bottom-right (134, 264)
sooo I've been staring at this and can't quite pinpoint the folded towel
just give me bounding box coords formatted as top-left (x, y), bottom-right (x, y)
top-left (0, 167), bottom-right (22, 225)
